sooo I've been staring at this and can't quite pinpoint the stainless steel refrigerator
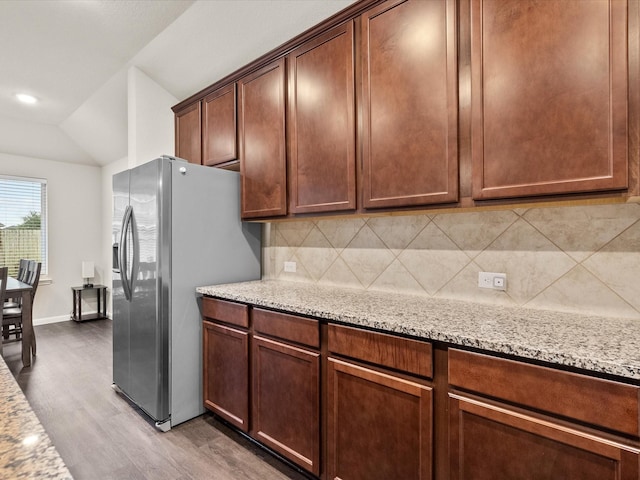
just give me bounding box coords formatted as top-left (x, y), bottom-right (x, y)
top-left (112, 156), bottom-right (261, 431)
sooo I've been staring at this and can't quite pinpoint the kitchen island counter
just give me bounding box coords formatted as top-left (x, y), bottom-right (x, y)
top-left (197, 280), bottom-right (640, 381)
top-left (0, 354), bottom-right (72, 479)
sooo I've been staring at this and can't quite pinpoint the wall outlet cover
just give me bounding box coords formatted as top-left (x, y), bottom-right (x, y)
top-left (478, 272), bottom-right (507, 291)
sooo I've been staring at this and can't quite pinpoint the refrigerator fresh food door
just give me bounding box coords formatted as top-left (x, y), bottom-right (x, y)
top-left (127, 159), bottom-right (170, 423)
top-left (112, 170), bottom-right (131, 396)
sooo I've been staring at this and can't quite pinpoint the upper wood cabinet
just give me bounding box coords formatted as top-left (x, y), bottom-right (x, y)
top-left (175, 102), bottom-right (202, 165)
top-left (239, 59), bottom-right (287, 219)
top-left (471, 0), bottom-right (629, 200)
top-left (202, 84), bottom-right (237, 166)
top-left (174, 0), bottom-right (639, 217)
top-left (288, 22), bottom-right (357, 214)
top-left (362, 0), bottom-right (458, 209)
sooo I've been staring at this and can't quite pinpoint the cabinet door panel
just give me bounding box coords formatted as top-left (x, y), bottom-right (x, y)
top-left (239, 59), bottom-right (287, 218)
top-left (203, 84), bottom-right (237, 166)
top-left (450, 394), bottom-right (640, 480)
top-left (288, 22), bottom-right (356, 214)
top-left (327, 358), bottom-right (432, 480)
top-left (252, 336), bottom-right (320, 475)
top-left (328, 323), bottom-right (432, 378)
top-left (448, 349), bottom-right (640, 437)
top-left (202, 297), bottom-right (249, 328)
top-left (362, 0), bottom-right (458, 209)
top-left (175, 102), bottom-right (202, 165)
top-left (202, 321), bottom-right (249, 432)
top-left (471, 0), bottom-right (628, 199)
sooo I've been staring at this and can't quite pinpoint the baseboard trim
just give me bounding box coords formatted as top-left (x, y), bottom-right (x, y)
top-left (33, 315), bottom-right (73, 326)
top-left (33, 314), bottom-right (113, 326)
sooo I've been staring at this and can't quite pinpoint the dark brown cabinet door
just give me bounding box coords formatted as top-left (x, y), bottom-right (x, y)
top-left (471, 0), bottom-right (628, 200)
top-left (203, 83), bottom-right (237, 166)
top-left (251, 335), bottom-right (320, 475)
top-left (202, 321), bottom-right (249, 432)
top-left (175, 101), bottom-right (202, 165)
top-left (326, 358), bottom-right (433, 480)
top-left (288, 22), bottom-right (356, 214)
top-left (239, 59), bottom-right (287, 218)
top-left (449, 393), bottom-right (640, 480)
top-left (362, 0), bottom-right (458, 209)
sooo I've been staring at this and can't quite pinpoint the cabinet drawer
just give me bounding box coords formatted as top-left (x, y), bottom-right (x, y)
top-left (449, 349), bottom-right (640, 437)
top-left (328, 324), bottom-right (432, 378)
top-left (252, 308), bottom-right (319, 349)
top-left (202, 297), bottom-right (248, 328)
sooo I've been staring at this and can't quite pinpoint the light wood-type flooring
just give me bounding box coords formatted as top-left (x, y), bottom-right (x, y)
top-left (3, 319), bottom-right (310, 480)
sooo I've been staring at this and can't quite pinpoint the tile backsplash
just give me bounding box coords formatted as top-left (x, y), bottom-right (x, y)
top-left (263, 203), bottom-right (640, 320)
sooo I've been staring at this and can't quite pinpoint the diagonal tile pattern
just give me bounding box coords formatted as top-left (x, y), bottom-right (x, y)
top-left (583, 220), bottom-right (640, 311)
top-left (398, 223), bottom-right (471, 295)
top-left (367, 215), bottom-right (430, 253)
top-left (524, 204), bottom-right (640, 262)
top-left (340, 225), bottom-right (395, 288)
top-left (475, 219), bottom-right (577, 304)
top-left (264, 203), bottom-right (640, 319)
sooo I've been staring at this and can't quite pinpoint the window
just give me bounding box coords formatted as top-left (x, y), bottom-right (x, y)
top-left (0, 175), bottom-right (48, 277)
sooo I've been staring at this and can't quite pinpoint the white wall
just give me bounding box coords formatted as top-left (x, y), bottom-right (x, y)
top-left (127, 66), bottom-right (177, 167)
top-left (101, 156), bottom-right (128, 318)
top-left (0, 152), bottom-right (103, 323)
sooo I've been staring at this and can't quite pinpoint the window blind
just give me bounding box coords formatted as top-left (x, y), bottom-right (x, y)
top-left (0, 175), bottom-right (48, 277)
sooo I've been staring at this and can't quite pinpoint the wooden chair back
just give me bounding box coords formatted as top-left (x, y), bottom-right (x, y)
top-left (17, 259), bottom-right (29, 282)
top-left (0, 267), bottom-right (7, 324)
top-left (25, 261), bottom-right (41, 301)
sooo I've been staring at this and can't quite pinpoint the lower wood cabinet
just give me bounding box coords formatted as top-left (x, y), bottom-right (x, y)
top-left (326, 357), bottom-right (433, 480)
top-left (449, 394), bottom-right (640, 480)
top-left (448, 349), bottom-right (640, 480)
top-left (201, 297), bottom-right (640, 480)
top-left (202, 299), bottom-right (321, 475)
top-left (252, 335), bottom-right (320, 475)
top-left (202, 320), bottom-right (249, 432)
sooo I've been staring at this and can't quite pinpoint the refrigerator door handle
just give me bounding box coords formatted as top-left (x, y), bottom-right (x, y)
top-left (119, 205), bottom-right (133, 301)
top-left (129, 208), bottom-right (139, 297)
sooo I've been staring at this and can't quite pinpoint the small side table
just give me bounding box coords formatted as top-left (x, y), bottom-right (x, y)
top-left (71, 285), bottom-right (108, 321)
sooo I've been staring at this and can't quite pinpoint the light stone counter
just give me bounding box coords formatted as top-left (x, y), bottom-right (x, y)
top-left (197, 280), bottom-right (640, 381)
top-left (0, 355), bottom-right (72, 479)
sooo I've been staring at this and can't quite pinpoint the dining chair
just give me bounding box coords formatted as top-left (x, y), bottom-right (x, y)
top-left (0, 266), bottom-right (7, 327)
top-left (2, 261), bottom-right (41, 343)
top-left (4, 259), bottom-right (30, 309)
top-left (0, 266), bottom-right (6, 356)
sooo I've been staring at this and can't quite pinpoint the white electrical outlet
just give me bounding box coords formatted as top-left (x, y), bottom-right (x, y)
top-left (284, 261), bottom-right (297, 273)
top-left (478, 272), bottom-right (507, 291)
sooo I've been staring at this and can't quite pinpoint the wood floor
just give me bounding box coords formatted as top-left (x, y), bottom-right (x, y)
top-left (3, 320), bottom-right (310, 480)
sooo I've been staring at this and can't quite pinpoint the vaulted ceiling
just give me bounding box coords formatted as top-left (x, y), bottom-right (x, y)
top-left (0, 0), bottom-right (355, 167)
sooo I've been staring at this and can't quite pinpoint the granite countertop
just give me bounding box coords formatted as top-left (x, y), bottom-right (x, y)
top-left (0, 355), bottom-right (72, 479)
top-left (197, 280), bottom-right (640, 381)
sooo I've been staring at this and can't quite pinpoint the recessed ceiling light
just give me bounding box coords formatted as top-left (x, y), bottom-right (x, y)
top-left (16, 93), bottom-right (38, 105)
